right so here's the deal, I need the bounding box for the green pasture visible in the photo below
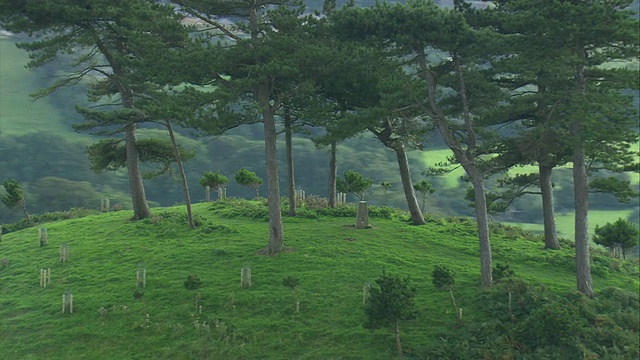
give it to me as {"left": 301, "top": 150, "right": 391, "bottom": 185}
{"left": 0, "top": 200, "right": 637, "bottom": 359}
{"left": 507, "top": 208, "right": 638, "bottom": 240}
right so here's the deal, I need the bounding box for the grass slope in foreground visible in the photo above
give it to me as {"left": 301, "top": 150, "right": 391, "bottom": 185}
{"left": 0, "top": 200, "right": 638, "bottom": 359}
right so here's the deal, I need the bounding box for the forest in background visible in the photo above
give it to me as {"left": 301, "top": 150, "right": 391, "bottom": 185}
{"left": 0, "top": 0, "right": 638, "bottom": 232}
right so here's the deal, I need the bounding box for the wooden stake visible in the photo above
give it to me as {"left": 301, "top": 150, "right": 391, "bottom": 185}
{"left": 363, "top": 282, "right": 371, "bottom": 305}
{"left": 38, "top": 228, "right": 48, "bottom": 247}
{"left": 136, "top": 268, "right": 146, "bottom": 288}
{"left": 60, "top": 244, "right": 69, "bottom": 263}
{"left": 241, "top": 265, "right": 251, "bottom": 288}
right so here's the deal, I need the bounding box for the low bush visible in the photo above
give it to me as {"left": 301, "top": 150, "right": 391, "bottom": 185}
{"left": 2, "top": 208, "right": 95, "bottom": 233}
{"left": 425, "top": 278, "right": 640, "bottom": 359}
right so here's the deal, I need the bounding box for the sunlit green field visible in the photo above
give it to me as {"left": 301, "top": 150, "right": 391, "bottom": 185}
{"left": 0, "top": 201, "right": 637, "bottom": 359}
{"left": 507, "top": 209, "right": 638, "bottom": 239}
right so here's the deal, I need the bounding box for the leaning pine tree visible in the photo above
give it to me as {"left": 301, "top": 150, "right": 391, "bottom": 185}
{"left": 0, "top": 0, "right": 189, "bottom": 220}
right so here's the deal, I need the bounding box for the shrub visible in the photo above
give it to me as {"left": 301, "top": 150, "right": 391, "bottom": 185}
{"left": 365, "top": 269, "right": 416, "bottom": 358}
{"left": 282, "top": 276, "right": 299, "bottom": 290}
{"left": 492, "top": 263, "right": 515, "bottom": 283}
{"left": 184, "top": 273, "right": 202, "bottom": 290}
{"left": 303, "top": 195, "right": 328, "bottom": 210}
{"left": 432, "top": 265, "right": 455, "bottom": 290}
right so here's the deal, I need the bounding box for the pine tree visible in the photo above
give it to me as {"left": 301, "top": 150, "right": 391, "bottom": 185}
{"left": 489, "top": 0, "right": 639, "bottom": 297}
{"left": 0, "top": 0, "right": 189, "bottom": 220}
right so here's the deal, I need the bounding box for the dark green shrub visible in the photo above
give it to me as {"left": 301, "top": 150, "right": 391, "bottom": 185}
{"left": 133, "top": 288, "right": 144, "bottom": 300}
{"left": 282, "top": 276, "right": 299, "bottom": 290}
{"left": 303, "top": 195, "right": 328, "bottom": 209}
{"left": 365, "top": 269, "right": 416, "bottom": 358}
{"left": 492, "top": 263, "right": 515, "bottom": 283}
{"left": 432, "top": 265, "right": 455, "bottom": 290}
{"left": 184, "top": 273, "right": 202, "bottom": 290}
{"left": 518, "top": 301, "right": 584, "bottom": 349}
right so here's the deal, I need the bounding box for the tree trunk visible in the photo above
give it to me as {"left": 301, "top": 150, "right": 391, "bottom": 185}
{"left": 394, "top": 144, "right": 425, "bottom": 225}
{"left": 572, "top": 137, "right": 595, "bottom": 298}
{"left": 328, "top": 141, "right": 337, "bottom": 208}
{"left": 259, "top": 101, "right": 284, "bottom": 255}
{"left": 21, "top": 202, "right": 32, "bottom": 224}
{"left": 572, "top": 55, "right": 594, "bottom": 298}
{"left": 284, "top": 110, "right": 296, "bottom": 216}
{"left": 96, "top": 38, "right": 149, "bottom": 221}
{"left": 166, "top": 119, "right": 195, "bottom": 229}
{"left": 124, "top": 124, "right": 150, "bottom": 220}
{"left": 539, "top": 164, "right": 560, "bottom": 249}
{"left": 394, "top": 319, "right": 403, "bottom": 359}
{"left": 420, "top": 49, "right": 492, "bottom": 288}
{"left": 469, "top": 175, "right": 493, "bottom": 288}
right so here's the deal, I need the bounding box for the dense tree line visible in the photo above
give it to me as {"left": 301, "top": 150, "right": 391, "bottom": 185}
{"left": 1, "top": 0, "right": 638, "bottom": 295}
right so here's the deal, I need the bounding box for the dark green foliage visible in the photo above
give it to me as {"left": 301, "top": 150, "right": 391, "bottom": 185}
{"left": 1, "top": 178, "right": 31, "bottom": 223}
{"left": 183, "top": 273, "right": 202, "bottom": 291}
{"left": 589, "top": 176, "right": 639, "bottom": 203}
{"left": 380, "top": 181, "right": 391, "bottom": 197}
{"left": 364, "top": 269, "right": 416, "bottom": 330}
{"left": 282, "top": 276, "right": 299, "bottom": 290}
{"left": 1, "top": 208, "right": 93, "bottom": 234}
{"left": 593, "top": 218, "right": 639, "bottom": 258}
{"left": 336, "top": 170, "right": 373, "bottom": 201}
{"left": 413, "top": 180, "right": 435, "bottom": 211}
{"left": 133, "top": 288, "right": 144, "bottom": 300}
{"left": 302, "top": 195, "right": 328, "bottom": 210}
{"left": 209, "top": 198, "right": 270, "bottom": 221}
{"left": 432, "top": 264, "right": 455, "bottom": 290}
{"left": 86, "top": 138, "right": 195, "bottom": 179}
{"left": 492, "top": 263, "right": 515, "bottom": 283}
{"left": 148, "top": 211, "right": 213, "bottom": 231}
{"left": 234, "top": 168, "right": 262, "bottom": 197}
{"left": 200, "top": 171, "right": 228, "bottom": 190}
{"left": 520, "top": 301, "right": 584, "bottom": 348}
{"left": 1, "top": 179, "right": 24, "bottom": 210}
{"left": 428, "top": 278, "right": 639, "bottom": 358}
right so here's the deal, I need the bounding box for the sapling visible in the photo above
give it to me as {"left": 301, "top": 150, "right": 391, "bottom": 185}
{"left": 133, "top": 288, "right": 146, "bottom": 310}
{"left": 184, "top": 273, "right": 202, "bottom": 290}
{"left": 282, "top": 276, "right": 300, "bottom": 312}
{"left": 365, "top": 269, "right": 416, "bottom": 359}
{"left": 432, "top": 265, "right": 461, "bottom": 324}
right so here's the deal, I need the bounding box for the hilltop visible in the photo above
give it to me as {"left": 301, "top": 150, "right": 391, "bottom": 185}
{"left": 0, "top": 200, "right": 637, "bottom": 359}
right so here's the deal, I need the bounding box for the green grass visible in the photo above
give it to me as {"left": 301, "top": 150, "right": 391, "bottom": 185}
{"left": 0, "top": 201, "right": 637, "bottom": 359}
{"left": 507, "top": 209, "right": 638, "bottom": 239}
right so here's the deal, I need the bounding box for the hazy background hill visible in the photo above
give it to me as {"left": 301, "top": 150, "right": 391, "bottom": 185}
{"left": 0, "top": 1, "right": 638, "bottom": 235}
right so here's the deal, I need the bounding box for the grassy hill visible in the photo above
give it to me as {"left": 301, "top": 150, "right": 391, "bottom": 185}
{"left": 0, "top": 200, "right": 638, "bottom": 359}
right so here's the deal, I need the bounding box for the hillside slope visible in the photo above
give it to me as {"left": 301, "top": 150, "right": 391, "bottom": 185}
{"left": 0, "top": 201, "right": 637, "bottom": 359}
